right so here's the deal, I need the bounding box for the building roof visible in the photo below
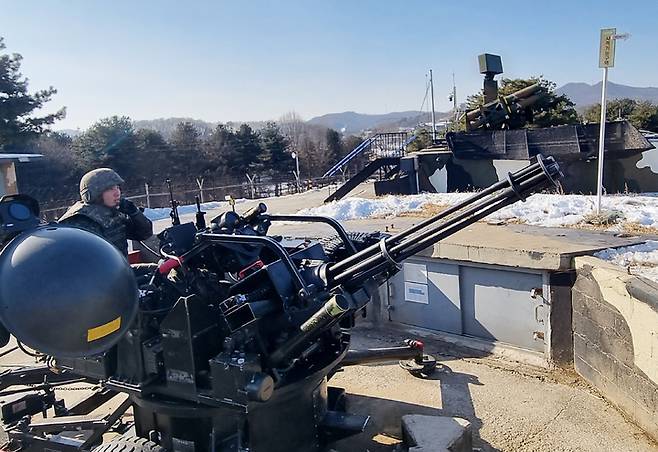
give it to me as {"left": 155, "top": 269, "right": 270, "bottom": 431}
{"left": 0, "top": 154, "right": 43, "bottom": 163}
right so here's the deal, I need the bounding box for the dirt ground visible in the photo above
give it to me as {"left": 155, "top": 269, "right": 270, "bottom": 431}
{"left": 327, "top": 325, "right": 658, "bottom": 452}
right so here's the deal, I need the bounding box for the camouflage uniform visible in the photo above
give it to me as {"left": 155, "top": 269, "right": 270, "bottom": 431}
{"left": 58, "top": 168, "right": 153, "bottom": 256}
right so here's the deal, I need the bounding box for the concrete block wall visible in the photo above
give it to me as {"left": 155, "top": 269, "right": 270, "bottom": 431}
{"left": 572, "top": 256, "right": 658, "bottom": 441}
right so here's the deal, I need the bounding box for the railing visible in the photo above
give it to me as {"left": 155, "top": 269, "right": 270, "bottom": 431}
{"left": 322, "top": 132, "right": 416, "bottom": 178}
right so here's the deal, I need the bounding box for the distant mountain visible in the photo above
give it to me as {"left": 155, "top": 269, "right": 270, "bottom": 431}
{"left": 58, "top": 111, "right": 449, "bottom": 138}
{"left": 308, "top": 110, "right": 446, "bottom": 134}
{"left": 556, "top": 81, "right": 658, "bottom": 108}
{"left": 134, "top": 118, "right": 217, "bottom": 139}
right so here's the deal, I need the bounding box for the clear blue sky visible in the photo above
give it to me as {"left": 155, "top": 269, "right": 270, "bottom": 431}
{"left": 1, "top": 0, "right": 657, "bottom": 130}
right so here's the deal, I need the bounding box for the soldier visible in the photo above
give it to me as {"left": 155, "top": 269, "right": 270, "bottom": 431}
{"left": 58, "top": 168, "right": 153, "bottom": 256}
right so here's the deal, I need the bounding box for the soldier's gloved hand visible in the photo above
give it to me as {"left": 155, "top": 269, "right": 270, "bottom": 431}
{"left": 118, "top": 198, "right": 140, "bottom": 216}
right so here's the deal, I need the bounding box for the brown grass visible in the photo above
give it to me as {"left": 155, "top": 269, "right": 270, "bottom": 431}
{"left": 398, "top": 203, "right": 449, "bottom": 217}
{"left": 621, "top": 222, "right": 658, "bottom": 236}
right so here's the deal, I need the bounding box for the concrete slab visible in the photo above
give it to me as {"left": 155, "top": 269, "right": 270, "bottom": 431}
{"left": 402, "top": 415, "right": 472, "bottom": 452}
{"left": 266, "top": 218, "right": 647, "bottom": 271}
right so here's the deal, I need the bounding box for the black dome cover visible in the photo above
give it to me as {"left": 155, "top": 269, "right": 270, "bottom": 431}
{"left": 0, "top": 226, "right": 138, "bottom": 357}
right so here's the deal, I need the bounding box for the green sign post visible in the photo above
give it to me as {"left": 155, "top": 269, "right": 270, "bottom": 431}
{"left": 596, "top": 28, "right": 628, "bottom": 213}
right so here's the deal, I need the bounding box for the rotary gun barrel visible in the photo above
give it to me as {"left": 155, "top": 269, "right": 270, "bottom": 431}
{"left": 268, "top": 155, "right": 561, "bottom": 367}
{"left": 326, "top": 155, "right": 561, "bottom": 289}
{"left": 462, "top": 83, "right": 547, "bottom": 131}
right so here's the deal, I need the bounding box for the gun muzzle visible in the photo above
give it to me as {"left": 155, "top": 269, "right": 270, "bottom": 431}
{"left": 269, "top": 294, "right": 351, "bottom": 366}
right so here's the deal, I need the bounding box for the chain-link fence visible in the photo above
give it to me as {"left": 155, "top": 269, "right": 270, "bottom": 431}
{"left": 38, "top": 174, "right": 347, "bottom": 222}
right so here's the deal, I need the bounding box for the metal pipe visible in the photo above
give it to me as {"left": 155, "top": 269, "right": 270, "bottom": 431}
{"left": 464, "top": 83, "right": 542, "bottom": 121}
{"left": 394, "top": 171, "right": 553, "bottom": 257}
{"left": 331, "top": 168, "right": 549, "bottom": 282}
{"left": 333, "top": 193, "right": 516, "bottom": 286}
{"left": 341, "top": 346, "right": 421, "bottom": 367}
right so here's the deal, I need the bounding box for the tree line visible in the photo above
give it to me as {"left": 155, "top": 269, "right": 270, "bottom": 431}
{"left": 21, "top": 115, "right": 361, "bottom": 204}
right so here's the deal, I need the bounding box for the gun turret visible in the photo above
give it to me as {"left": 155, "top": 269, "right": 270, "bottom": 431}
{"left": 0, "top": 156, "right": 563, "bottom": 452}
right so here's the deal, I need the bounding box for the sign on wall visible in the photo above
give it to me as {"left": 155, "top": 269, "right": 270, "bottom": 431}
{"left": 403, "top": 263, "right": 429, "bottom": 304}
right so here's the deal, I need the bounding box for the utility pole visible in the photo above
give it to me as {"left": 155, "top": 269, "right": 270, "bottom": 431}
{"left": 429, "top": 69, "right": 437, "bottom": 142}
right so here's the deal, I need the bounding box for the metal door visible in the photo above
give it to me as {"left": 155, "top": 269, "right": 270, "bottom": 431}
{"left": 459, "top": 266, "right": 545, "bottom": 351}
{"left": 388, "top": 260, "right": 462, "bottom": 334}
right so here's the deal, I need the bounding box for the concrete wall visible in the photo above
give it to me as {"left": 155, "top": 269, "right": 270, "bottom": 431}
{"left": 572, "top": 256, "right": 658, "bottom": 441}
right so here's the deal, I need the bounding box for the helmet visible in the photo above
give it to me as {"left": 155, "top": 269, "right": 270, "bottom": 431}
{"left": 80, "top": 168, "right": 125, "bottom": 204}
{"left": 0, "top": 226, "right": 138, "bottom": 357}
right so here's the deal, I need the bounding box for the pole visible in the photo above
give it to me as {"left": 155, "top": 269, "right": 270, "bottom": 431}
{"left": 292, "top": 151, "right": 301, "bottom": 192}
{"left": 429, "top": 69, "right": 437, "bottom": 142}
{"left": 596, "top": 66, "right": 609, "bottom": 214}
{"left": 196, "top": 177, "right": 205, "bottom": 204}
{"left": 295, "top": 153, "right": 301, "bottom": 192}
{"left": 144, "top": 183, "right": 151, "bottom": 209}
{"left": 452, "top": 72, "right": 458, "bottom": 126}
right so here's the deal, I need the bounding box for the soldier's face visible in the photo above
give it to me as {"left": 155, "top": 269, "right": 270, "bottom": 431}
{"left": 101, "top": 185, "right": 121, "bottom": 208}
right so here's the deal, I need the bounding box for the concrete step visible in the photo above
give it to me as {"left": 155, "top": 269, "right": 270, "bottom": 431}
{"left": 402, "top": 415, "right": 472, "bottom": 452}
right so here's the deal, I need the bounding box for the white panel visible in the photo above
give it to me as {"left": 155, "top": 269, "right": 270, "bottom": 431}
{"left": 428, "top": 271, "right": 460, "bottom": 311}
{"left": 636, "top": 148, "right": 658, "bottom": 172}
{"left": 492, "top": 160, "right": 530, "bottom": 181}
{"left": 404, "top": 262, "right": 427, "bottom": 284}
{"left": 428, "top": 167, "right": 448, "bottom": 193}
{"left": 0, "top": 166, "right": 5, "bottom": 196}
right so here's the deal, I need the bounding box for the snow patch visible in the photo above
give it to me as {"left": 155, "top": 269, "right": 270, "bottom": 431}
{"left": 595, "top": 241, "right": 658, "bottom": 284}
{"left": 299, "top": 193, "right": 658, "bottom": 229}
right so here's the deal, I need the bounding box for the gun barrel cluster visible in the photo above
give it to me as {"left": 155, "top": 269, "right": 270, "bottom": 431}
{"left": 327, "top": 155, "right": 561, "bottom": 288}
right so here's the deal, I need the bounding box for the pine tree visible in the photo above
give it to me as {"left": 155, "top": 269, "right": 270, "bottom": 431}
{"left": 259, "top": 122, "right": 292, "bottom": 177}
{"left": 170, "top": 121, "right": 203, "bottom": 177}
{"left": 234, "top": 124, "right": 263, "bottom": 176}
{"left": 72, "top": 116, "right": 135, "bottom": 173}
{"left": 0, "top": 37, "right": 65, "bottom": 150}
{"left": 325, "top": 128, "right": 343, "bottom": 164}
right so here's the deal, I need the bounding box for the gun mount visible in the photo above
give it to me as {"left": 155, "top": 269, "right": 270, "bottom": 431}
{"left": 0, "top": 156, "right": 562, "bottom": 452}
{"left": 458, "top": 53, "right": 549, "bottom": 131}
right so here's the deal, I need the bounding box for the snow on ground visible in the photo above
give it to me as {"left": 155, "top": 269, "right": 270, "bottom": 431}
{"left": 297, "top": 192, "right": 658, "bottom": 229}
{"left": 142, "top": 190, "right": 313, "bottom": 221}
{"left": 144, "top": 201, "right": 229, "bottom": 221}
{"left": 595, "top": 241, "right": 658, "bottom": 283}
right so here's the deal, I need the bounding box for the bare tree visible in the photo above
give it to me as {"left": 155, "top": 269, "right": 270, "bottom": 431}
{"left": 278, "top": 111, "right": 306, "bottom": 154}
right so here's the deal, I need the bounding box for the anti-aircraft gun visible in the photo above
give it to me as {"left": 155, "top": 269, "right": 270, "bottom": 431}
{"left": 0, "top": 156, "right": 562, "bottom": 452}
{"left": 459, "top": 53, "right": 549, "bottom": 132}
